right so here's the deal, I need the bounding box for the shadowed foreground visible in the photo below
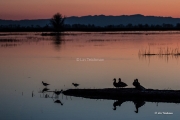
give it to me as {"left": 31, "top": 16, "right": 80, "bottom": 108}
{"left": 63, "top": 88, "right": 180, "bottom": 103}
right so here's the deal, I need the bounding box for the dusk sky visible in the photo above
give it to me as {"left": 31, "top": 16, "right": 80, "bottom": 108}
{"left": 1, "top": 0, "right": 180, "bottom": 20}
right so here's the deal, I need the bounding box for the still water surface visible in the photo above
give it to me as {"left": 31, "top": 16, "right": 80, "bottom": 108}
{"left": 0, "top": 32, "right": 180, "bottom": 120}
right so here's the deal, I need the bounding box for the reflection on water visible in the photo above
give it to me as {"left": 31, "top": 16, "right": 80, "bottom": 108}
{"left": 133, "top": 100, "right": 146, "bottom": 113}
{"left": 1, "top": 31, "right": 180, "bottom": 119}
{"left": 38, "top": 78, "right": 180, "bottom": 116}
{"left": 52, "top": 34, "right": 64, "bottom": 50}
{"left": 138, "top": 45, "right": 180, "bottom": 63}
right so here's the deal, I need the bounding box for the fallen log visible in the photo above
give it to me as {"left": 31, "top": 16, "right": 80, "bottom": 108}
{"left": 63, "top": 88, "right": 180, "bottom": 103}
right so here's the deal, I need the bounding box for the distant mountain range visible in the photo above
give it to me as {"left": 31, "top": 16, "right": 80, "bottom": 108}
{"left": 1, "top": 14, "right": 180, "bottom": 27}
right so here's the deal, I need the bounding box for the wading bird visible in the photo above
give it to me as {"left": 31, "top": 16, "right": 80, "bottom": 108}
{"left": 42, "top": 81, "right": 50, "bottom": 87}
{"left": 54, "top": 89, "right": 63, "bottom": 95}
{"left": 72, "top": 83, "right": 79, "bottom": 88}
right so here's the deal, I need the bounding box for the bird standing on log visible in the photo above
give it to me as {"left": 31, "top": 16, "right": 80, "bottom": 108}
{"left": 133, "top": 79, "right": 145, "bottom": 90}
{"left": 113, "top": 78, "right": 127, "bottom": 88}
{"left": 72, "top": 83, "right": 79, "bottom": 88}
{"left": 118, "top": 78, "right": 127, "bottom": 88}
{"left": 113, "top": 78, "right": 119, "bottom": 88}
{"left": 42, "top": 81, "right": 50, "bottom": 87}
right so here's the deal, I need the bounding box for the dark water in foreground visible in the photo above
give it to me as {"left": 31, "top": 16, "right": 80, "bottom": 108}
{"left": 0, "top": 32, "right": 180, "bottom": 120}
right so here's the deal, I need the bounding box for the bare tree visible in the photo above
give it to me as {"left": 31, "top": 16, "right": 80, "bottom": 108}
{"left": 50, "top": 13, "right": 65, "bottom": 33}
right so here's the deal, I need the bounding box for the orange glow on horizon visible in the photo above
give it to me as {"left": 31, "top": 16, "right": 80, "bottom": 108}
{"left": 1, "top": 0, "right": 180, "bottom": 20}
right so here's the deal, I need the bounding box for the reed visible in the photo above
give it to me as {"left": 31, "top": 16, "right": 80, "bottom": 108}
{"left": 139, "top": 47, "right": 180, "bottom": 56}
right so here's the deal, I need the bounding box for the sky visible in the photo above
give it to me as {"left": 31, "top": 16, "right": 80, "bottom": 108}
{"left": 1, "top": 0, "right": 180, "bottom": 20}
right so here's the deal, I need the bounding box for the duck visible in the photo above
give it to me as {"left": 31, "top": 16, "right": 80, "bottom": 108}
{"left": 133, "top": 79, "right": 140, "bottom": 87}
{"left": 42, "top": 81, "right": 50, "bottom": 87}
{"left": 113, "top": 78, "right": 119, "bottom": 88}
{"left": 72, "top": 83, "right": 79, "bottom": 88}
{"left": 118, "top": 78, "right": 127, "bottom": 88}
{"left": 133, "top": 79, "right": 145, "bottom": 90}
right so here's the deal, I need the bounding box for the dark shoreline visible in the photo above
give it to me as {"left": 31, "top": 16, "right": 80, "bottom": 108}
{"left": 1, "top": 27, "right": 180, "bottom": 32}
{"left": 1, "top": 29, "right": 180, "bottom": 32}
{"left": 63, "top": 88, "right": 180, "bottom": 103}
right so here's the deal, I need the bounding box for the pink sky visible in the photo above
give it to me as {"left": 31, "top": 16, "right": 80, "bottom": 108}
{"left": 1, "top": 0, "right": 180, "bottom": 20}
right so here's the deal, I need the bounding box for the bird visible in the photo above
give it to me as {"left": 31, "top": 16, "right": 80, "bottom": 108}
{"left": 53, "top": 89, "right": 63, "bottom": 98}
{"left": 42, "top": 81, "right": 50, "bottom": 87}
{"left": 133, "top": 79, "right": 140, "bottom": 87}
{"left": 113, "top": 78, "right": 119, "bottom": 88}
{"left": 72, "top": 83, "right": 79, "bottom": 88}
{"left": 133, "top": 79, "right": 145, "bottom": 90}
{"left": 54, "top": 89, "right": 63, "bottom": 96}
{"left": 118, "top": 78, "right": 127, "bottom": 88}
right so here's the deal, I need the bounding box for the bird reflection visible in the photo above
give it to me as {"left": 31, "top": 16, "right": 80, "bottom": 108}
{"left": 133, "top": 100, "right": 145, "bottom": 113}
{"left": 32, "top": 91, "right": 34, "bottom": 97}
{"left": 42, "top": 88, "right": 49, "bottom": 93}
{"left": 113, "top": 99, "right": 125, "bottom": 110}
{"left": 112, "top": 100, "right": 145, "bottom": 112}
{"left": 45, "top": 94, "right": 49, "bottom": 98}
{"left": 53, "top": 89, "right": 63, "bottom": 98}
{"left": 52, "top": 98, "right": 63, "bottom": 105}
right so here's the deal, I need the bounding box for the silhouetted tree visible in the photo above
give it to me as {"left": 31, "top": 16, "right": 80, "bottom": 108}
{"left": 50, "top": 13, "right": 65, "bottom": 33}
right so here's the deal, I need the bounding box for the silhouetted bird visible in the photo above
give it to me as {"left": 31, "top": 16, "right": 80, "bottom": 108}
{"left": 54, "top": 89, "right": 63, "bottom": 96}
{"left": 72, "top": 83, "right": 79, "bottom": 88}
{"left": 113, "top": 78, "right": 119, "bottom": 88}
{"left": 42, "top": 81, "right": 50, "bottom": 87}
{"left": 133, "top": 79, "right": 140, "bottom": 87}
{"left": 133, "top": 79, "right": 145, "bottom": 91}
{"left": 118, "top": 78, "right": 127, "bottom": 88}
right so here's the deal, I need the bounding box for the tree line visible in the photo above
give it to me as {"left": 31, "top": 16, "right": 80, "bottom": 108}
{"left": 1, "top": 13, "right": 180, "bottom": 32}
{"left": 1, "top": 23, "right": 180, "bottom": 32}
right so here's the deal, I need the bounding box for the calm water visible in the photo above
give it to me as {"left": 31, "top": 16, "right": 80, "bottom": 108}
{"left": 0, "top": 31, "right": 180, "bottom": 120}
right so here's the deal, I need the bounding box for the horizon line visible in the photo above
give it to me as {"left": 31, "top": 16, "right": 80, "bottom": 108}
{"left": 1, "top": 14, "right": 179, "bottom": 21}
